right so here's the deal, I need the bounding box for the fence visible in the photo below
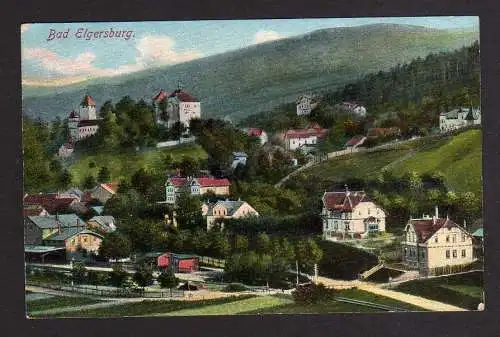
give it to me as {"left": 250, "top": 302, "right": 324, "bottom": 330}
{"left": 156, "top": 136, "right": 196, "bottom": 148}
{"left": 198, "top": 256, "right": 225, "bottom": 268}
{"left": 27, "top": 281, "right": 185, "bottom": 299}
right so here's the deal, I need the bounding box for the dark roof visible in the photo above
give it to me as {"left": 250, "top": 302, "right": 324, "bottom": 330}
{"left": 24, "top": 194, "right": 77, "bottom": 214}
{"left": 45, "top": 228, "right": 102, "bottom": 241}
{"left": 409, "top": 218, "right": 468, "bottom": 243}
{"left": 27, "top": 214, "right": 86, "bottom": 229}
{"left": 78, "top": 120, "right": 100, "bottom": 127}
{"left": 206, "top": 200, "right": 247, "bottom": 216}
{"left": 323, "top": 191, "right": 370, "bottom": 212}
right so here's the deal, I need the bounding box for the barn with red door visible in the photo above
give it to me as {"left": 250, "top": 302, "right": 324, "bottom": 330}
{"left": 157, "top": 253, "right": 199, "bottom": 273}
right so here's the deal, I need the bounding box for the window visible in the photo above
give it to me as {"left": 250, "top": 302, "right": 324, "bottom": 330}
{"left": 368, "top": 209, "right": 371, "bottom": 215}
{"left": 446, "top": 250, "right": 450, "bottom": 259}
{"left": 462, "top": 234, "right": 466, "bottom": 242}
{"left": 434, "top": 236, "right": 438, "bottom": 243}
{"left": 452, "top": 235, "right": 456, "bottom": 243}
{"left": 452, "top": 250, "right": 457, "bottom": 258}
{"left": 446, "top": 236, "right": 450, "bottom": 243}
{"left": 462, "top": 250, "right": 466, "bottom": 258}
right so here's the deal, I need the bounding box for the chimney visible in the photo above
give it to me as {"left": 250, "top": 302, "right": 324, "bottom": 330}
{"left": 345, "top": 184, "right": 349, "bottom": 195}
{"left": 435, "top": 206, "right": 439, "bottom": 219}
{"left": 463, "top": 219, "right": 467, "bottom": 229}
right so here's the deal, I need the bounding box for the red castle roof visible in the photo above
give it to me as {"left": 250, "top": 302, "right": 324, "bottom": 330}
{"left": 154, "top": 89, "right": 169, "bottom": 103}
{"left": 81, "top": 95, "right": 96, "bottom": 107}
{"left": 169, "top": 89, "right": 197, "bottom": 102}
{"left": 323, "top": 191, "right": 369, "bottom": 212}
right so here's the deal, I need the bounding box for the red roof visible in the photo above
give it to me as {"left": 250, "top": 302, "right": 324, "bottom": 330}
{"left": 247, "top": 128, "right": 264, "bottom": 137}
{"left": 323, "top": 191, "right": 369, "bottom": 212}
{"left": 410, "top": 218, "right": 456, "bottom": 243}
{"left": 168, "top": 177, "right": 187, "bottom": 187}
{"left": 283, "top": 124, "right": 328, "bottom": 140}
{"left": 168, "top": 177, "right": 230, "bottom": 188}
{"left": 345, "top": 135, "right": 365, "bottom": 147}
{"left": 24, "top": 194, "right": 76, "bottom": 214}
{"left": 100, "top": 182, "right": 119, "bottom": 194}
{"left": 169, "top": 89, "right": 197, "bottom": 102}
{"left": 197, "top": 177, "right": 230, "bottom": 187}
{"left": 154, "top": 89, "right": 169, "bottom": 103}
{"left": 81, "top": 95, "right": 96, "bottom": 106}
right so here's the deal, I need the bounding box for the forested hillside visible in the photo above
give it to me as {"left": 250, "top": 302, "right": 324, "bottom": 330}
{"left": 22, "top": 24, "right": 477, "bottom": 122}
{"left": 241, "top": 41, "right": 480, "bottom": 135}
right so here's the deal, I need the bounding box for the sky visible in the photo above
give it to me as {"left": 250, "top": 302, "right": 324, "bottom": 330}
{"left": 21, "top": 16, "right": 479, "bottom": 86}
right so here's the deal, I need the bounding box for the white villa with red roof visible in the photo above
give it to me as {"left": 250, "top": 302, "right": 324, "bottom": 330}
{"left": 153, "top": 86, "right": 201, "bottom": 128}
{"left": 165, "top": 176, "right": 230, "bottom": 204}
{"left": 402, "top": 207, "right": 475, "bottom": 275}
{"left": 68, "top": 94, "right": 100, "bottom": 142}
{"left": 246, "top": 128, "right": 268, "bottom": 145}
{"left": 281, "top": 123, "right": 327, "bottom": 151}
{"left": 321, "top": 187, "right": 386, "bottom": 240}
{"left": 337, "top": 102, "right": 367, "bottom": 118}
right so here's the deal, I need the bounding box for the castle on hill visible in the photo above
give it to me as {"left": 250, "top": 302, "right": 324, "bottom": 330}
{"left": 153, "top": 85, "right": 201, "bottom": 129}
{"left": 68, "top": 94, "right": 100, "bottom": 142}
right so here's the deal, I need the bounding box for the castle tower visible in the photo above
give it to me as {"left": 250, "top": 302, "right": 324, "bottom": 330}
{"left": 68, "top": 110, "right": 80, "bottom": 141}
{"left": 79, "top": 94, "right": 97, "bottom": 120}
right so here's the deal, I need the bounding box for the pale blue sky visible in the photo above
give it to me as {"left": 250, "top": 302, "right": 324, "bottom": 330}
{"left": 21, "top": 17, "right": 479, "bottom": 85}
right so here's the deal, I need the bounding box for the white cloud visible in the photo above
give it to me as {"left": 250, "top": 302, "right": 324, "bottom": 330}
{"left": 22, "top": 34, "right": 203, "bottom": 85}
{"left": 21, "top": 24, "right": 31, "bottom": 34}
{"left": 253, "top": 30, "right": 284, "bottom": 44}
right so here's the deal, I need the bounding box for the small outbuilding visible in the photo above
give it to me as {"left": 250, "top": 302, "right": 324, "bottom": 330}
{"left": 157, "top": 253, "right": 199, "bottom": 273}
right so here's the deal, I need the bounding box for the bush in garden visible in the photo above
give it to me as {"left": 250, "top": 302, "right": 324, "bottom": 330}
{"left": 292, "top": 282, "right": 337, "bottom": 304}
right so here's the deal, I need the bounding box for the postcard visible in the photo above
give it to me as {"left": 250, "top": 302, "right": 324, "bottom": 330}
{"left": 22, "top": 17, "right": 483, "bottom": 318}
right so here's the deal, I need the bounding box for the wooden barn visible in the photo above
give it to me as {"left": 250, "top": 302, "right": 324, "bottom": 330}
{"left": 157, "top": 253, "right": 199, "bottom": 273}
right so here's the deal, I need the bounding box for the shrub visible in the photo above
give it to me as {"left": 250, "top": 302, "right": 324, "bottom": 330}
{"left": 292, "top": 282, "right": 337, "bottom": 304}
{"left": 223, "top": 283, "right": 248, "bottom": 292}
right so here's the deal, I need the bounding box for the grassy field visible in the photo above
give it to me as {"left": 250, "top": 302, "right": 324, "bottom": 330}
{"left": 26, "top": 295, "right": 101, "bottom": 314}
{"left": 42, "top": 295, "right": 254, "bottom": 318}
{"left": 395, "top": 271, "right": 483, "bottom": 310}
{"left": 306, "top": 148, "right": 409, "bottom": 182}
{"left": 389, "top": 129, "right": 482, "bottom": 196}
{"left": 301, "top": 129, "right": 481, "bottom": 197}
{"left": 243, "top": 288, "right": 426, "bottom": 314}
{"left": 159, "top": 296, "right": 293, "bottom": 316}
{"left": 68, "top": 144, "right": 208, "bottom": 185}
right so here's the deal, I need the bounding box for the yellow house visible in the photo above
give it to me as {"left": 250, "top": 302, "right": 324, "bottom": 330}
{"left": 202, "top": 200, "right": 259, "bottom": 230}
{"left": 402, "top": 207, "right": 475, "bottom": 275}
